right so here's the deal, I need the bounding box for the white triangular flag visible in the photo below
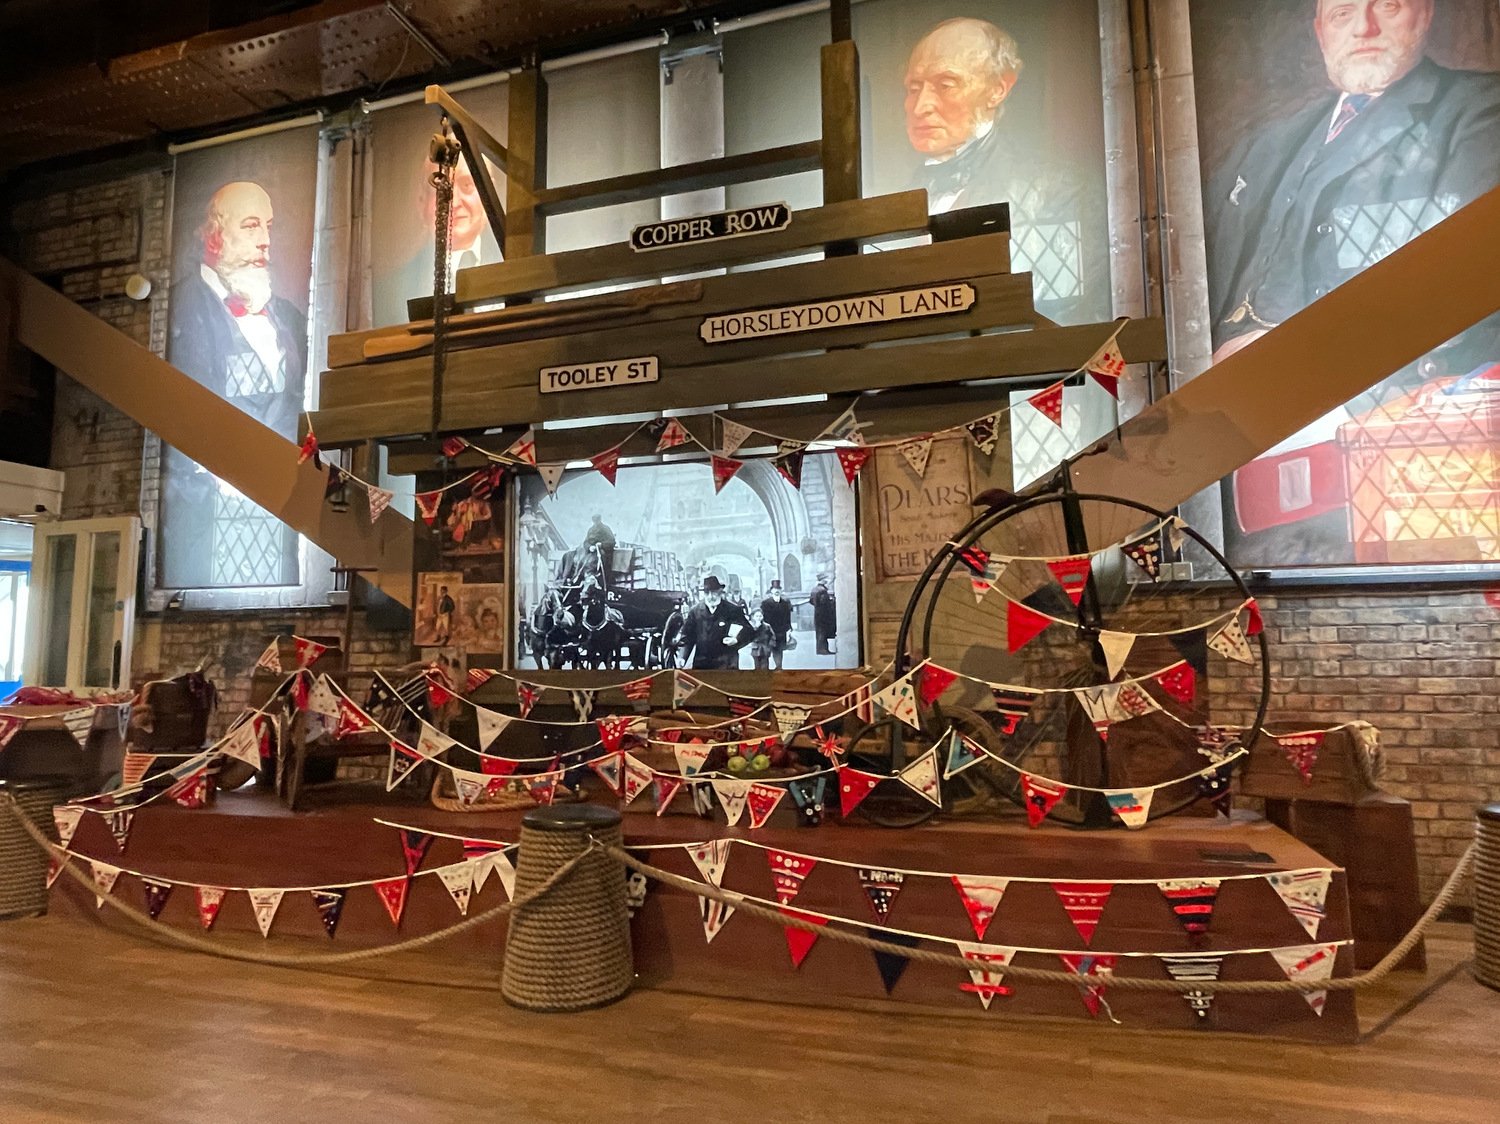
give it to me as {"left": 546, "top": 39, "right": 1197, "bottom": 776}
{"left": 506, "top": 429, "right": 539, "bottom": 466}
{"left": 687, "top": 839, "right": 733, "bottom": 887}
{"left": 248, "top": 889, "right": 285, "bottom": 938}
{"left": 61, "top": 707, "right": 95, "bottom": 748}
{"left": 1104, "top": 788, "right": 1154, "bottom": 829}
{"left": 720, "top": 418, "right": 754, "bottom": 458}
{"left": 1098, "top": 631, "right": 1135, "bottom": 679}
{"left": 772, "top": 704, "right": 811, "bottom": 741}
{"left": 90, "top": 860, "right": 120, "bottom": 908}
{"left": 672, "top": 670, "right": 701, "bottom": 707}
{"left": 490, "top": 849, "right": 517, "bottom": 899}
{"left": 306, "top": 675, "right": 341, "bottom": 717}
{"left": 254, "top": 641, "right": 283, "bottom": 674}
{"left": 415, "top": 722, "right": 457, "bottom": 759}
{"left": 956, "top": 942, "right": 1017, "bottom": 1010}
{"left": 475, "top": 708, "right": 511, "bottom": 751}
{"left": 872, "top": 674, "right": 920, "bottom": 730}
{"left": 1270, "top": 943, "right": 1339, "bottom": 1017}
{"left": 452, "top": 770, "right": 485, "bottom": 806}
{"left": 116, "top": 702, "right": 132, "bottom": 741}
{"left": 1267, "top": 870, "right": 1333, "bottom": 939}
{"left": 711, "top": 779, "right": 751, "bottom": 826}
{"left": 538, "top": 463, "right": 566, "bottom": 497}
{"left": 1209, "top": 618, "right": 1255, "bottom": 664}
{"left": 897, "top": 438, "right": 933, "bottom": 478}
{"left": 970, "top": 559, "right": 1005, "bottom": 603}
{"left": 897, "top": 748, "right": 941, "bottom": 807}
{"left": 621, "top": 753, "right": 655, "bottom": 805}
{"left": 1168, "top": 516, "right": 1187, "bottom": 554}
{"left": 438, "top": 863, "right": 474, "bottom": 916}
{"left": 700, "top": 893, "right": 739, "bottom": 943}
{"left": 673, "top": 744, "right": 711, "bottom": 777}
{"left": 366, "top": 484, "right": 394, "bottom": 522}
{"left": 53, "top": 806, "right": 85, "bottom": 849}
{"left": 222, "top": 719, "right": 263, "bottom": 769}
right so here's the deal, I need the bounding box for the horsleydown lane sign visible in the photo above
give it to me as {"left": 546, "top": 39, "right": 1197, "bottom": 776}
{"left": 630, "top": 202, "right": 791, "bottom": 252}
{"left": 699, "top": 283, "right": 976, "bottom": 343}
{"left": 540, "top": 355, "right": 660, "bottom": 394}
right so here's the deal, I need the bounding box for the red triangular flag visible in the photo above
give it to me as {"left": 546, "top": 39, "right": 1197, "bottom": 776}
{"left": 1059, "top": 953, "right": 1117, "bottom": 1018}
{"left": 1155, "top": 662, "right": 1197, "bottom": 707}
{"left": 1022, "top": 774, "right": 1067, "bottom": 827}
{"left": 1006, "top": 602, "right": 1053, "bottom": 652}
{"left": 292, "top": 671, "right": 310, "bottom": 712}
{"left": 1028, "top": 382, "right": 1064, "bottom": 427}
{"left": 415, "top": 490, "right": 443, "bottom": 526}
{"left": 1277, "top": 731, "right": 1325, "bottom": 782}
{"left": 836, "top": 446, "right": 872, "bottom": 485}
{"left": 1046, "top": 557, "right": 1092, "bottom": 605}
{"left": 591, "top": 447, "right": 621, "bottom": 485}
{"left": 1053, "top": 882, "right": 1112, "bottom": 945}
{"left": 1245, "top": 598, "right": 1264, "bottom": 636}
{"left": 297, "top": 430, "right": 319, "bottom": 465}
{"left": 373, "top": 877, "right": 409, "bottom": 927}
{"left": 951, "top": 875, "right": 1010, "bottom": 941}
{"left": 711, "top": 455, "right": 743, "bottom": 494}
{"left": 597, "top": 715, "right": 634, "bottom": 753}
{"left": 780, "top": 907, "right": 827, "bottom": 969}
{"left": 466, "top": 667, "right": 498, "bottom": 693}
{"left": 399, "top": 830, "right": 433, "bottom": 877}
{"left": 441, "top": 436, "right": 467, "bottom": 457}
{"left": 195, "top": 886, "right": 225, "bottom": 931}
{"left": 766, "top": 849, "right": 817, "bottom": 906}
{"left": 918, "top": 664, "right": 958, "bottom": 707}
{"left": 294, "top": 637, "right": 327, "bottom": 668}
{"left": 653, "top": 775, "right": 684, "bottom": 816}
{"left": 837, "top": 766, "right": 884, "bottom": 818}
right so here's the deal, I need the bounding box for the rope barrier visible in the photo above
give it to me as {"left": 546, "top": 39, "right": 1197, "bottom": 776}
{"left": 598, "top": 839, "right": 1475, "bottom": 995}
{"left": 1, "top": 795, "right": 585, "bottom": 969}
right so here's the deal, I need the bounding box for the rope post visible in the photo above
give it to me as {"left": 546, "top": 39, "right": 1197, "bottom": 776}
{"left": 0, "top": 777, "right": 72, "bottom": 920}
{"left": 501, "top": 804, "right": 633, "bottom": 1012}
{"left": 1474, "top": 805, "right": 1500, "bottom": 990}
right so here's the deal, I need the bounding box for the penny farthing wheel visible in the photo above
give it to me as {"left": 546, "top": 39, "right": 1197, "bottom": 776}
{"left": 852, "top": 481, "right": 1270, "bottom": 829}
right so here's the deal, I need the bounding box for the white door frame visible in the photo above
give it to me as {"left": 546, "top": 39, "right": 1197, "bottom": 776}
{"left": 22, "top": 515, "right": 140, "bottom": 689}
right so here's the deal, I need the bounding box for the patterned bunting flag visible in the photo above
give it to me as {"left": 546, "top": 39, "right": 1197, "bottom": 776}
{"left": 1245, "top": 598, "right": 1264, "bottom": 636}
{"left": 365, "top": 484, "right": 394, "bottom": 522}
{"left": 294, "top": 637, "right": 328, "bottom": 668}
{"left": 475, "top": 707, "right": 510, "bottom": 751}
{"left": 772, "top": 704, "right": 811, "bottom": 741}
{"left": 254, "top": 641, "right": 283, "bottom": 675}
{"left": 1060, "top": 953, "right": 1117, "bottom": 1018}
{"left": 1022, "top": 774, "right": 1067, "bottom": 827}
{"left": 1271, "top": 943, "right": 1339, "bottom": 1016}
{"left": 1158, "top": 879, "right": 1221, "bottom": 938}
{"left": 589, "top": 751, "right": 624, "bottom": 796}
{"left": 1084, "top": 335, "right": 1126, "bottom": 395}
{"left": 711, "top": 455, "right": 744, "bottom": 494}
{"left": 859, "top": 868, "right": 905, "bottom": 925}
{"left": 166, "top": 766, "right": 211, "bottom": 809}
{"left": 767, "top": 849, "right": 817, "bottom": 905}
{"left": 92, "top": 863, "right": 120, "bottom": 908}
{"left": 516, "top": 681, "right": 541, "bottom": 718}
{"left": 415, "top": 722, "right": 456, "bottom": 760}
{"left": 46, "top": 855, "right": 67, "bottom": 890}
{"left": 944, "top": 730, "right": 986, "bottom": 779}
{"left": 970, "top": 558, "right": 1005, "bottom": 603}
{"left": 1277, "top": 731, "right": 1324, "bottom": 782}
{"left": 105, "top": 809, "right": 135, "bottom": 851}
{"left": 700, "top": 895, "right": 738, "bottom": 943}
{"left": 311, "top": 888, "right": 347, "bottom": 938}
{"left": 868, "top": 928, "right": 921, "bottom": 995}
{"left": 815, "top": 726, "right": 843, "bottom": 763}
{"left": 1007, "top": 601, "right": 1053, "bottom": 652}
{"left": 897, "top": 438, "right": 933, "bottom": 478}
{"left": 1028, "top": 381, "right": 1065, "bottom": 427}
{"left": 1208, "top": 618, "right": 1255, "bottom": 664}
{"left": 897, "top": 749, "right": 941, "bottom": 807}
{"left": 991, "top": 687, "right": 1039, "bottom": 736}
{"left": 141, "top": 877, "right": 173, "bottom": 921}
{"left": 220, "top": 721, "right": 262, "bottom": 769}
{"left": 917, "top": 664, "right": 958, "bottom": 707}
{"left": 1096, "top": 631, "right": 1135, "bottom": 679}
{"left": 727, "top": 695, "right": 759, "bottom": 719}
{"left": 399, "top": 830, "right": 432, "bottom": 877}
{"left": 826, "top": 404, "right": 867, "bottom": 446}
{"left": 872, "top": 675, "right": 921, "bottom": 731}
{"left": 1197, "top": 761, "right": 1235, "bottom": 817}
{"left": 1121, "top": 533, "right": 1162, "bottom": 581}
{"left": 672, "top": 743, "right": 710, "bottom": 777}
{"left": 0, "top": 714, "right": 24, "bottom": 751}
{"left": 671, "top": 670, "right": 700, "bottom": 708}
{"left": 836, "top": 766, "right": 884, "bottom": 818}
{"left": 621, "top": 753, "right": 654, "bottom": 805}
{"left": 195, "top": 886, "right": 226, "bottom": 931}
{"left": 654, "top": 418, "right": 690, "bottom": 452}
{"left": 526, "top": 772, "right": 559, "bottom": 806}
{"left": 427, "top": 674, "right": 457, "bottom": 710}
{"left": 958, "top": 943, "right": 1017, "bottom": 1009}
{"left": 53, "top": 806, "right": 85, "bottom": 849}
{"left": 1104, "top": 789, "right": 1153, "bottom": 829}
{"left": 373, "top": 878, "right": 409, "bottom": 928}
{"left": 965, "top": 414, "right": 999, "bottom": 457}
{"left": 652, "top": 775, "right": 684, "bottom": 816}
{"left": 570, "top": 689, "right": 596, "bottom": 722}
{"left": 1075, "top": 684, "right": 1125, "bottom": 741}
{"left": 952, "top": 875, "right": 1010, "bottom": 941}
{"left": 1155, "top": 662, "right": 1198, "bottom": 707}
{"left": 297, "top": 429, "right": 320, "bottom": 465}
{"left": 480, "top": 756, "right": 518, "bottom": 779}
{"left": 248, "top": 888, "right": 285, "bottom": 938}
{"left": 291, "top": 671, "right": 310, "bottom": 712}
{"left": 506, "top": 429, "right": 538, "bottom": 466}
{"left": 438, "top": 864, "right": 474, "bottom": 916}
{"left": 472, "top": 463, "right": 504, "bottom": 500}
{"left": 590, "top": 447, "right": 621, "bottom": 485}
{"left": 386, "top": 740, "right": 424, "bottom": 791}
{"left": 711, "top": 779, "right": 751, "bottom": 826}
{"left": 773, "top": 449, "right": 804, "bottom": 489}
{"left": 781, "top": 907, "right": 827, "bottom": 969}
{"left": 955, "top": 543, "right": 991, "bottom": 577}
{"left": 465, "top": 667, "right": 498, "bottom": 694}
{"left": 789, "top": 776, "right": 827, "bottom": 826}
{"left": 335, "top": 698, "right": 376, "bottom": 740}
{"left": 687, "top": 839, "right": 732, "bottom": 887}
{"left": 451, "top": 770, "right": 485, "bottom": 806}
{"left": 1046, "top": 556, "right": 1093, "bottom": 605}
{"left": 537, "top": 463, "right": 566, "bottom": 497}
{"left": 621, "top": 675, "right": 654, "bottom": 712}
{"left": 1159, "top": 953, "right": 1226, "bottom": 1023}
{"left": 597, "top": 715, "right": 635, "bottom": 754}
{"left": 835, "top": 445, "right": 872, "bottom": 485}
{"left": 441, "top": 436, "right": 467, "bottom": 458}
{"left": 1267, "top": 870, "right": 1332, "bottom": 938}
{"left": 414, "top": 489, "right": 443, "bottom": 526}
{"left": 746, "top": 783, "right": 786, "bottom": 829}
{"left": 719, "top": 418, "right": 755, "bottom": 458}
{"left": 61, "top": 707, "right": 95, "bottom": 748}
{"left": 1054, "top": 883, "right": 1112, "bottom": 945}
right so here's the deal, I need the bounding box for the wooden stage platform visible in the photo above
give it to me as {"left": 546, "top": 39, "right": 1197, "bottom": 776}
{"left": 48, "top": 783, "right": 1359, "bottom": 1040}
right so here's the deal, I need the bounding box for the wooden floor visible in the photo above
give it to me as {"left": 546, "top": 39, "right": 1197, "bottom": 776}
{"left": 0, "top": 914, "right": 1495, "bottom": 1123}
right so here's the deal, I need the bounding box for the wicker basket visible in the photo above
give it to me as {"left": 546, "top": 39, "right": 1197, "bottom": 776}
{"left": 0, "top": 777, "right": 72, "bottom": 921}
{"left": 1474, "top": 805, "right": 1500, "bottom": 991}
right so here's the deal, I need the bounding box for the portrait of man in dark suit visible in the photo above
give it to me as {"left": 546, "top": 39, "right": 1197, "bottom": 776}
{"left": 1200, "top": 0, "right": 1500, "bottom": 564}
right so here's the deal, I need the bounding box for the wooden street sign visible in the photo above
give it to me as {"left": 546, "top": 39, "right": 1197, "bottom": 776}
{"left": 700, "top": 283, "right": 976, "bottom": 344}
{"left": 540, "top": 355, "right": 660, "bottom": 395}
{"left": 630, "top": 202, "right": 791, "bottom": 252}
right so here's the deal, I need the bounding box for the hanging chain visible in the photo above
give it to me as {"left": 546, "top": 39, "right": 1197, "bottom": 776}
{"left": 429, "top": 119, "right": 462, "bottom": 436}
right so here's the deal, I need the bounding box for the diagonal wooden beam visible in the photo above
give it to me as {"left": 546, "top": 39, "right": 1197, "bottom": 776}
{"left": 0, "top": 258, "right": 416, "bottom": 607}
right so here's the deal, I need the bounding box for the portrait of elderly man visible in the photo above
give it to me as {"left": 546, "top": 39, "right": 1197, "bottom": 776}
{"left": 1203, "top": 0, "right": 1500, "bottom": 562}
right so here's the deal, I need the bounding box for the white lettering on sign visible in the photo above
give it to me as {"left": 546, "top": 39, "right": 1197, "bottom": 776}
{"left": 699, "top": 283, "right": 977, "bottom": 344}
{"left": 539, "top": 356, "right": 660, "bottom": 395}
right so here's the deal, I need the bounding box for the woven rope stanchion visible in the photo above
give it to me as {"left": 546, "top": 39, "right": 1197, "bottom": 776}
{"left": 501, "top": 805, "right": 632, "bottom": 1012}
{"left": 0, "top": 777, "right": 72, "bottom": 921}
{"left": 1474, "top": 804, "right": 1500, "bottom": 991}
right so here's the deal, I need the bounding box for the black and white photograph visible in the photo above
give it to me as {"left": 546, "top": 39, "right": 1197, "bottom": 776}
{"left": 513, "top": 456, "right": 859, "bottom": 671}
